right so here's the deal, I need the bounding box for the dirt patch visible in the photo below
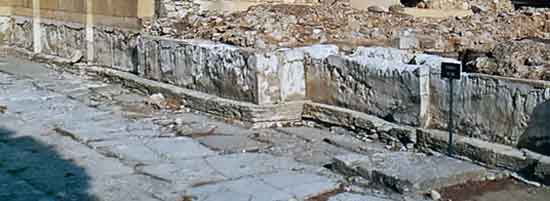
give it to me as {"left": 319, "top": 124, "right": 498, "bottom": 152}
{"left": 306, "top": 184, "right": 346, "bottom": 201}
{"left": 439, "top": 178, "right": 550, "bottom": 201}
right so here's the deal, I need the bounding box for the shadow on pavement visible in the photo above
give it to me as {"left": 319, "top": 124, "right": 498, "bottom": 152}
{"left": 0, "top": 127, "right": 98, "bottom": 201}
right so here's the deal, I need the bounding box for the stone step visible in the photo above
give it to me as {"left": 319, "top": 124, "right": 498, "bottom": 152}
{"left": 416, "top": 128, "right": 550, "bottom": 184}
{"left": 333, "top": 152, "right": 488, "bottom": 193}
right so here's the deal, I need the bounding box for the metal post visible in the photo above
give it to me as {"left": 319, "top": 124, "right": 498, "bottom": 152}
{"left": 448, "top": 79, "right": 454, "bottom": 156}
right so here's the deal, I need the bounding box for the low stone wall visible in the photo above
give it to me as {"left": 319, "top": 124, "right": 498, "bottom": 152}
{"left": 93, "top": 26, "right": 140, "bottom": 72}
{"left": 304, "top": 47, "right": 550, "bottom": 152}
{"left": 137, "top": 39, "right": 331, "bottom": 105}
{"left": 306, "top": 47, "right": 425, "bottom": 127}
{"left": 138, "top": 36, "right": 258, "bottom": 103}
{"left": 429, "top": 72, "right": 550, "bottom": 147}
{"left": 3, "top": 12, "right": 550, "bottom": 156}
{"left": 40, "top": 19, "right": 86, "bottom": 60}
{"left": 6, "top": 17, "right": 314, "bottom": 105}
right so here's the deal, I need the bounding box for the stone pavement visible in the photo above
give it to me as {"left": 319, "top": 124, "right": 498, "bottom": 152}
{"left": 0, "top": 57, "right": 501, "bottom": 201}
{"left": 333, "top": 152, "right": 489, "bottom": 193}
{"left": 0, "top": 58, "right": 402, "bottom": 201}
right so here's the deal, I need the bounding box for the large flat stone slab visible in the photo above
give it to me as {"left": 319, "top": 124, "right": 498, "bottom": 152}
{"left": 91, "top": 137, "right": 216, "bottom": 165}
{"left": 334, "top": 152, "right": 487, "bottom": 193}
{"left": 186, "top": 173, "right": 339, "bottom": 201}
{"left": 328, "top": 193, "right": 394, "bottom": 201}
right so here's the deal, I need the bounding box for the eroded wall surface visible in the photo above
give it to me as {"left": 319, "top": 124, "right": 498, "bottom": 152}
{"left": 429, "top": 73, "right": 550, "bottom": 146}
{"left": 306, "top": 47, "right": 424, "bottom": 126}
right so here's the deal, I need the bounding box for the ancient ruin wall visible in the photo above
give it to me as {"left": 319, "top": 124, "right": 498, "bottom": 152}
{"left": 139, "top": 37, "right": 259, "bottom": 103}
{"left": 306, "top": 48, "right": 425, "bottom": 127}
{"left": 2, "top": 0, "right": 549, "bottom": 154}
{"left": 429, "top": 72, "right": 550, "bottom": 146}
{"left": 304, "top": 48, "right": 550, "bottom": 150}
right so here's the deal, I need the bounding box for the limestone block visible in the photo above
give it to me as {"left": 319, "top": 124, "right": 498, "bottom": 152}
{"left": 306, "top": 47, "right": 423, "bottom": 126}
{"left": 140, "top": 37, "right": 257, "bottom": 103}
{"left": 391, "top": 28, "right": 419, "bottom": 50}
{"left": 429, "top": 71, "right": 550, "bottom": 146}
{"left": 40, "top": 21, "right": 85, "bottom": 60}
{"left": 8, "top": 17, "right": 33, "bottom": 50}
{"left": 0, "top": 16, "right": 10, "bottom": 44}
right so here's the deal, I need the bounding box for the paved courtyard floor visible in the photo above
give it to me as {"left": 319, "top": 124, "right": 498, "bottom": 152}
{"left": 1, "top": 57, "right": 548, "bottom": 201}
{"left": 0, "top": 58, "right": 402, "bottom": 201}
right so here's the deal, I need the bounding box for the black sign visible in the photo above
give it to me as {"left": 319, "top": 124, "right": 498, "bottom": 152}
{"left": 441, "top": 62, "right": 462, "bottom": 80}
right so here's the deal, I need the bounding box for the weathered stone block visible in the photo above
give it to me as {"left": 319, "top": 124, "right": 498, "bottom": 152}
{"left": 0, "top": 16, "right": 11, "bottom": 44}
{"left": 306, "top": 47, "right": 423, "bottom": 126}
{"left": 334, "top": 152, "right": 487, "bottom": 193}
{"left": 40, "top": 21, "right": 85, "bottom": 60}
{"left": 416, "top": 128, "right": 532, "bottom": 171}
{"left": 428, "top": 71, "right": 550, "bottom": 147}
{"left": 112, "top": 30, "right": 139, "bottom": 72}
{"left": 534, "top": 156, "right": 550, "bottom": 184}
{"left": 93, "top": 27, "right": 115, "bottom": 68}
{"left": 8, "top": 17, "right": 33, "bottom": 51}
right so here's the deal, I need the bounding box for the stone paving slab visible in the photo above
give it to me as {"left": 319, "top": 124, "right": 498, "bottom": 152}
{"left": 139, "top": 153, "right": 339, "bottom": 194}
{"left": 334, "top": 152, "right": 488, "bottom": 193}
{"left": 139, "top": 158, "right": 227, "bottom": 187}
{"left": 251, "top": 129, "right": 355, "bottom": 166}
{"left": 203, "top": 153, "right": 319, "bottom": 178}
{"left": 328, "top": 193, "right": 395, "bottom": 201}
{"left": 187, "top": 175, "right": 340, "bottom": 201}
{"left": 0, "top": 57, "right": 449, "bottom": 201}
{"left": 196, "top": 134, "right": 270, "bottom": 153}
{"left": 91, "top": 137, "right": 216, "bottom": 166}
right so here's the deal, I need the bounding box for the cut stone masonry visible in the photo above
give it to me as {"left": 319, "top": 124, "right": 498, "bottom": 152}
{"left": 0, "top": 0, "right": 549, "bottom": 184}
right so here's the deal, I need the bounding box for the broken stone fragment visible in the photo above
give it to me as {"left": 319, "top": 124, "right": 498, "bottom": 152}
{"left": 471, "top": 5, "right": 488, "bottom": 14}
{"left": 146, "top": 93, "right": 167, "bottom": 109}
{"left": 367, "top": 6, "right": 386, "bottom": 13}
{"left": 391, "top": 29, "right": 419, "bottom": 50}
{"left": 430, "top": 190, "right": 441, "bottom": 200}
{"left": 389, "top": 4, "right": 405, "bottom": 13}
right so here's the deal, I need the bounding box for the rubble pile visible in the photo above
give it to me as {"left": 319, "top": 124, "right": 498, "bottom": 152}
{"left": 468, "top": 39, "right": 550, "bottom": 80}
{"left": 402, "top": 0, "right": 514, "bottom": 12}
{"left": 144, "top": 0, "right": 550, "bottom": 80}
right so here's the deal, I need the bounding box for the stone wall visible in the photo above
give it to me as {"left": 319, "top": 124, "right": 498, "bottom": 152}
{"left": 2, "top": 1, "right": 550, "bottom": 155}
{"left": 8, "top": 17, "right": 33, "bottom": 51}
{"left": 93, "top": 26, "right": 140, "bottom": 72}
{"left": 139, "top": 37, "right": 258, "bottom": 103}
{"left": 40, "top": 20, "right": 86, "bottom": 59}
{"left": 138, "top": 37, "right": 321, "bottom": 104}
{"left": 306, "top": 47, "right": 425, "bottom": 126}
{"left": 304, "top": 47, "right": 550, "bottom": 151}
{"left": 429, "top": 72, "right": 550, "bottom": 147}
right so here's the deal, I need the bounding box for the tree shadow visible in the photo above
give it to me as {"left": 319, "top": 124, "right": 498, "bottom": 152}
{"left": 518, "top": 100, "right": 550, "bottom": 156}
{"left": 0, "top": 127, "right": 97, "bottom": 201}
